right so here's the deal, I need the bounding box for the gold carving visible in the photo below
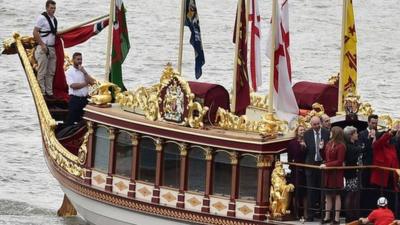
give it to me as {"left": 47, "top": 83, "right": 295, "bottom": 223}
{"left": 230, "top": 152, "right": 238, "bottom": 165}
{"left": 116, "top": 64, "right": 209, "bottom": 128}
{"left": 93, "top": 174, "right": 106, "bottom": 185}
{"left": 180, "top": 143, "right": 188, "bottom": 156}
{"left": 379, "top": 114, "right": 395, "bottom": 130}
{"left": 116, "top": 86, "right": 161, "bottom": 121}
{"left": 115, "top": 181, "right": 128, "bottom": 191}
{"left": 11, "top": 33, "right": 84, "bottom": 178}
{"left": 137, "top": 187, "right": 152, "bottom": 197}
{"left": 212, "top": 201, "right": 227, "bottom": 212}
{"left": 77, "top": 132, "right": 89, "bottom": 165}
{"left": 215, "top": 108, "right": 287, "bottom": 137}
{"left": 257, "top": 155, "right": 273, "bottom": 168}
{"left": 359, "top": 102, "right": 374, "bottom": 117}
{"left": 108, "top": 127, "right": 116, "bottom": 140}
{"left": 249, "top": 92, "right": 268, "bottom": 109}
{"left": 238, "top": 205, "right": 253, "bottom": 215}
{"left": 186, "top": 102, "right": 209, "bottom": 128}
{"left": 89, "top": 82, "right": 121, "bottom": 106}
{"left": 162, "top": 192, "right": 177, "bottom": 202}
{"left": 269, "top": 161, "right": 294, "bottom": 219}
{"left": 186, "top": 197, "right": 202, "bottom": 207}
{"left": 327, "top": 73, "right": 339, "bottom": 86}
{"left": 205, "top": 147, "right": 213, "bottom": 161}
{"left": 344, "top": 93, "right": 361, "bottom": 115}
{"left": 295, "top": 103, "right": 326, "bottom": 128}
{"left": 131, "top": 133, "right": 139, "bottom": 146}
{"left": 155, "top": 138, "right": 163, "bottom": 152}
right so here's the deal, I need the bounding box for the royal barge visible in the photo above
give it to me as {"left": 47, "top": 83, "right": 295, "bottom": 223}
{"left": 2, "top": 0, "right": 400, "bottom": 224}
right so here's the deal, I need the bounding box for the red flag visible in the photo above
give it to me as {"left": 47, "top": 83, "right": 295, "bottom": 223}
{"left": 233, "top": 0, "right": 250, "bottom": 115}
{"left": 52, "top": 19, "right": 109, "bottom": 100}
{"left": 249, "top": 0, "right": 262, "bottom": 92}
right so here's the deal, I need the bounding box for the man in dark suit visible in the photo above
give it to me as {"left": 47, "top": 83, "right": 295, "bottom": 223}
{"left": 359, "top": 114, "right": 379, "bottom": 167}
{"left": 358, "top": 114, "right": 379, "bottom": 216}
{"left": 303, "top": 116, "right": 330, "bottom": 221}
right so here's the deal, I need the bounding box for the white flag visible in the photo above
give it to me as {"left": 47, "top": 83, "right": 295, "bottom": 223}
{"left": 267, "top": 0, "right": 299, "bottom": 122}
{"left": 249, "top": 0, "right": 262, "bottom": 91}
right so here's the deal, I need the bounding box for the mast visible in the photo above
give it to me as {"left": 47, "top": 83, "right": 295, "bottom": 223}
{"left": 268, "top": 0, "right": 277, "bottom": 113}
{"left": 177, "top": 0, "right": 186, "bottom": 74}
{"left": 338, "top": 0, "right": 347, "bottom": 113}
{"left": 105, "top": 0, "right": 115, "bottom": 81}
{"left": 231, "top": 0, "right": 243, "bottom": 112}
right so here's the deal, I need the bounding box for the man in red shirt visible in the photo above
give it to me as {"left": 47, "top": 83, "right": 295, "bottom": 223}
{"left": 360, "top": 197, "right": 394, "bottom": 225}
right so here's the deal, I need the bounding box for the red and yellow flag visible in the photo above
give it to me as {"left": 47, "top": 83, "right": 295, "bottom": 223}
{"left": 341, "top": 0, "right": 357, "bottom": 99}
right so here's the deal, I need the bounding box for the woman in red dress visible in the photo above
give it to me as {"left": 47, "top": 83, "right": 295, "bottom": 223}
{"left": 320, "top": 126, "right": 346, "bottom": 224}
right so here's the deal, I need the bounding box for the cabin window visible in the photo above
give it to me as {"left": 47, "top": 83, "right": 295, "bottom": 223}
{"left": 213, "top": 151, "right": 231, "bottom": 196}
{"left": 138, "top": 137, "right": 156, "bottom": 183}
{"left": 114, "top": 131, "right": 133, "bottom": 177}
{"left": 238, "top": 155, "right": 257, "bottom": 200}
{"left": 93, "top": 126, "right": 110, "bottom": 173}
{"left": 163, "top": 142, "right": 181, "bottom": 188}
{"left": 187, "top": 147, "right": 206, "bottom": 193}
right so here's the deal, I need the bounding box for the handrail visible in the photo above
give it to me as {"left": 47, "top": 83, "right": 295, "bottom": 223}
{"left": 283, "top": 161, "right": 400, "bottom": 173}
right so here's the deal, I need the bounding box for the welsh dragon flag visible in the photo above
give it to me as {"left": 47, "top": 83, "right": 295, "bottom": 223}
{"left": 110, "top": 0, "right": 130, "bottom": 91}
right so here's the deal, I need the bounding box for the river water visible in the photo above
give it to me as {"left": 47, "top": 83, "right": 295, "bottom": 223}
{"left": 0, "top": 0, "right": 399, "bottom": 224}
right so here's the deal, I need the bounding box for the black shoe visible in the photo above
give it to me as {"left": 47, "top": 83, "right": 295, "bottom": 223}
{"left": 305, "top": 217, "right": 314, "bottom": 222}
{"left": 333, "top": 220, "right": 340, "bottom": 225}
{"left": 322, "top": 219, "right": 332, "bottom": 224}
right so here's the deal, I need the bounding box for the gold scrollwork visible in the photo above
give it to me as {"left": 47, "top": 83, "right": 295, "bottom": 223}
{"left": 358, "top": 102, "right": 374, "bottom": 117}
{"left": 344, "top": 93, "right": 361, "bottom": 115}
{"left": 186, "top": 102, "right": 209, "bottom": 128}
{"left": 327, "top": 73, "right": 339, "bottom": 86}
{"left": 78, "top": 132, "right": 89, "bottom": 165}
{"left": 250, "top": 92, "right": 268, "bottom": 109}
{"left": 13, "top": 33, "right": 84, "bottom": 177}
{"left": 215, "top": 108, "right": 287, "bottom": 137}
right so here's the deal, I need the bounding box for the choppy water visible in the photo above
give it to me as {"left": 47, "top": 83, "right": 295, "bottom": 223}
{"left": 0, "top": 0, "right": 399, "bottom": 224}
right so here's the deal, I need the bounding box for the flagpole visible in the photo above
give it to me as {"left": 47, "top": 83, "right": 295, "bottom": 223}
{"left": 231, "top": 0, "right": 243, "bottom": 112}
{"left": 338, "top": 0, "right": 347, "bottom": 113}
{"left": 57, "top": 14, "right": 109, "bottom": 35}
{"left": 268, "top": 0, "right": 277, "bottom": 113}
{"left": 105, "top": 0, "right": 115, "bottom": 81}
{"left": 177, "top": 0, "right": 186, "bottom": 75}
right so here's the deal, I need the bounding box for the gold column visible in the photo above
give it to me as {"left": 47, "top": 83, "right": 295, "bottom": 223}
{"left": 152, "top": 138, "right": 164, "bottom": 204}
{"left": 84, "top": 121, "right": 95, "bottom": 185}
{"left": 128, "top": 133, "right": 139, "bottom": 198}
{"left": 253, "top": 155, "right": 273, "bottom": 221}
{"left": 177, "top": 143, "right": 188, "bottom": 208}
{"left": 201, "top": 147, "right": 213, "bottom": 213}
{"left": 105, "top": 127, "right": 116, "bottom": 192}
{"left": 228, "top": 152, "right": 239, "bottom": 217}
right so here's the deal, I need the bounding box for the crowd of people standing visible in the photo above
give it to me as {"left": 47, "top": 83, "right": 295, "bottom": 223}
{"left": 287, "top": 114, "right": 400, "bottom": 224}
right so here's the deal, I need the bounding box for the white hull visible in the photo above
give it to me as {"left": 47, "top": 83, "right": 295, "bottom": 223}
{"left": 61, "top": 186, "right": 189, "bottom": 225}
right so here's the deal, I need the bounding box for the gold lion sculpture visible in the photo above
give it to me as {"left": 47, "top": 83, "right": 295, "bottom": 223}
{"left": 269, "top": 161, "right": 294, "bottom": 219}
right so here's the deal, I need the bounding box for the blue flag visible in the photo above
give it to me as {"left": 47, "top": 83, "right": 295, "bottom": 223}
{"left": 185, "top": 0, "right": 205, "bottom": 79}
